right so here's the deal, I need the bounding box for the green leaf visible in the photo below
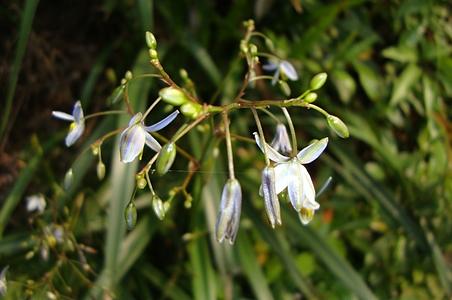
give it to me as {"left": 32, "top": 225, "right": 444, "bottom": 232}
{"left": 390, "top": 63, "right": 421, "bottom": 106}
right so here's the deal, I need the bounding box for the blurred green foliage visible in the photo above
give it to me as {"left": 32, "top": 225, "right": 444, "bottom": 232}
{"left": 1, "top": 0, "right": 451, "bottom": 299}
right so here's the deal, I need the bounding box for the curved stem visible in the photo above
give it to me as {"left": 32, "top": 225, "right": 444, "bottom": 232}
{"left": 143, "top": 97, "right": 162, "bottom": 119}
{"left": 222, "top": 112, "right": 235, "bottom": 180}
{"left": 84, "top": 110, "right": 128, "bottom": 120}
{"left": 257, "top": 107, "right": 282, "bottom": 124}
{"left": 251, "top": 108, "right": 269, "bottom": 165}
{"left": 281, "top": 107, "right": 297, "bottom": 157}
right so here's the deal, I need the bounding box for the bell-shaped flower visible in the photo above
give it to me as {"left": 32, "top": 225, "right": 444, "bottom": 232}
{"left": 26, "top": 194, "right": 46, "bottom": 214}
{"left": 270, "top": 123, "right": 292, "bottom": 155}
{"left": 215, "top": 179, "right": 242, "bottom": 244}
{"left": 263, "top": 59, "right": 298, "bottom": 85}
{"left": 254, "top": 133, "right": 328, "bottom": 222}
{"left": 119, "top": 110, "right": 179, "bottom": 163}
{"left": 52, "top": 101, "right": 85, "bottom": 147}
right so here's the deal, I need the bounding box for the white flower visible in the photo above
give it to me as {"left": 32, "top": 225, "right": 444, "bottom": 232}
{"left": 270, "top": 123, "right": 292, "bottom": 155}
{"left": 254, "top": 133, "right": 328, "bottom": 223}
{"left": 52, "top": 101, "right": 85, "bottom": 147}
{"left": 0, "top": 266, "right": 8, "bottom": 297}
{"left": 261, "top": 166, "right": 281, "bottom": 228}
{"left": 26, "top": 194, "right": 46, "bottom": 214}
{"left": 263, "top": 59, "right": 298, "bottom": 85}
{"left": 215, "top": 179, "right": 242, "bottom": 244}
{"left": 119, "top": 110, "right": 179, "bottom": 163}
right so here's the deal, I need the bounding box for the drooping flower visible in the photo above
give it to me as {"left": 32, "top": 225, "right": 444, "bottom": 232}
{"left": 263, "top": 59, "right": 298, "bottom": 85}
{"left": 0, "top": 266, "right": 8, "bottom": 296}
{"left": 261, "top": 166, "right": 281, "bottom": 228}
{"left": 119, "top": 110, "right": 179, "bottom": 163}
{"left": 26, "top": 194, "right": 46, "bottom": 214}
{"left": 52, "top": 101, "right": 85, "bottom": 147}
{"left": 254, "top": 133, "right": 328, "bottom": 224}
{"left": 215, "top": 179, "right": 242, "bottom": 244}
{"left": 270, "top": 123, "right": 292, "bottom": 155}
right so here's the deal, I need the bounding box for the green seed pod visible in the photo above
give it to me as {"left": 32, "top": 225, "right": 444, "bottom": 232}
{"left": 156, "top": 142, "right": 176, "bottom": 175}
{"left": 145, "top": 31, "right": 157, "bottom": 49}
{"left": 97, "top": 161, "right": 106, "bottom": 180}
{"left": 304, "top": 92, "right": 318, "bottom": 103}
{"left": 124, "top": 201, "right": 137, "bottom": 230}
{"left": 309, "top": 72, "right": 328, "bottom": 90}
{"left": 159, "top": 87, "right": 189, "bottom": 106}
{"left": 327, "top": 115, "right": 350, "bottom": 138}
{"left": 278, "top": 80, "right": 291, "bottom": 97}
{"left": 152, "top": 195, "right": 165, "bottom": 220}
{"left": 64, "top": 168, "right": 73, "bottom": 191}
{"left": 180, "top": 102, "right": 202, "bottom": 119}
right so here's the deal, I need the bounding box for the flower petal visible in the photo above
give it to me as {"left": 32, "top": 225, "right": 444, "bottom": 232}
{"left": 287, "top": 160, "right": 304, "bottom": 211}
{"left": 271, "top": 123, "right": 292, "bottom": 155}
{"left": 144, "top": 131, "right": 162, "bottom": 152}
{"left": 280, "top": 60, "right": 298, "bottom": 81}
{"left": 261, "top": 167, "right": 281, "bottom": 228}
{"left": 119, "top": 125, "right": 146, "bottom": 163}
{"left": 52, "top": 111, "right": 74, "bottom": 121}
{"left": 65, "top": 122, "right": 85, "bottom": 147}
{"left": 253, "top": 132, "right": 289, "bottom": 163}
{"left": 297, "top": 137, "right": 328, "bottom": 164}
{"left": 144, "top": 110, "right": 179, "bottom": 132}
{"left": 271, "top": 67, "right": 280, "bottom": 85}
{"left": 128, "top": 113, "right": 143, "bottom": 126}
{"left": 72, "top": 101, "right": 84, "bottom": 123}
{"left": 274, "top": 163, "right": 290, "bottom": 194}
{"left": 300, "top": 165, "right": 319, "bottom": 209}
{"left": 262, "top": 62, "right": 277, "bottom": 71}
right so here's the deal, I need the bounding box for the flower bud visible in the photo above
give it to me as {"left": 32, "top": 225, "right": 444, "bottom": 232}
{"left": 261, "top": 167, "right": 281, "bottom": 228}
{"left": 145, "top": 31, "right": 157, "bottom": 49}
{"left": 152, "top": 194, "right": 166, "bottom": 220}
{"left": 304, "top": 92, "right": 318, "bottom": 103}
{"left": 326, "top": 115, "right": 349, "bottom": 138}
{"left": 149, "top": 49, "right": 158, "bottom": 60}
{"left": 125, "top": 70, "right": 133, "bottom": 81}
{"left": 159, "top": 87, "right": 189, "bottom": 106}
{"left": 309, "top": 72, "right": 327, "bottom": 90}
{"left": 125, "top": 201, "right": 137, "bottom": 230}
{"left": 64, "top": 168, "right": 73, "bottom": 191}
{"left": 96, "top": 161, "right": 105, "bottom": 180}
{"left": 109, "top": 85, "right": 125, "bottom": 104}
{"left": 278, "top": 80, "right": 291, "bottom": 97}
{"left": 180, "top": 102, "right": 202, "bottom": 119}
{"left": 270, "top": 123, "right": 292, "bottom": 155}
{"left": 156, "top": 142, "right": 176, "bottom": 175}
{"left": 215, "top": 179, "right": 242, "bottom": 244}
{"left": 249, "top": 43, "right": 258, "bottom": 56}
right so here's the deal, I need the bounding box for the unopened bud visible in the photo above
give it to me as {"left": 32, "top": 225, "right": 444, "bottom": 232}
{"left": 125, "top": 71, "right": 133, "bottom": 81}
{"left": 152, "top": 194, "right": 166, "bottom": 220}
{"left": 309, "top": 72, "right": 327, "bottom": 90}
{"left": 97, "top": 161, "right": 105, "bottom": 180}
{"left": 180, "top": 103, "right": 202, "bottom": 119}
{"left": 278, "top": 80, "right": 291, "bottom": 97}
{"left": 156, "top": 142, "right": 176, "bottom": 175}
{"left": 109, "top": 85, "right": 125, "bottom": 104}
{"left": 159, "top": 87, "right": 189, "bottom": 106}
{"left": 145, "top": 31, "right": 157, "bottom": 49}
{"left": 326, "top": 115, "right": 349, "bottom": 138}
{"left": 249, "top": 43, "right": 258, "bottom": 56}
{"left": 125, "top": 201, "right": 137, "bottom": 230}
{"left": 136, "top": 177, "right": 147, "bottom": 189}
{"left": 215, "top": 179, "right": 242, "bottom": 244}
{"left": 149, "top": 49, "right": 158, "bottom": 60}
{"left": 304, "top": 92, "right": 318, "bottom": 103}
{"left": 64, "top": 168, "right": 73, "bottom": 191}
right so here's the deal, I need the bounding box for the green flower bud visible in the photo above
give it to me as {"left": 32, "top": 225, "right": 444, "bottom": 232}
{"left": 136, "top": 177, "right": 147, "bottom": 189}
{"left": 145, "top": 31, "right": 157, "bottom": 49}
{"left": 64, "top": 168, "right": 73, "bottom": 191}
{"left": 149, "top": 49, "right": 158, "bottom": 60}
{"left": 304, "top": 92, "right": 318, "bottom": 103}
{"left": 91, "top": 144, "right": 99, "bottom": 156}
{"left": 109, "top": 85, "right": 125, "bottom": 104}
{"left": 327, "top": 115, "right": 349, "bottom": 138}
{"left": 179, "top": 68, "right": 189, "bottom": 80}
{"left": 97, "top": 161, "right": 105, "bottom": 180}
{"left": 249, "top": 43, "right": 258, "bottom": 56}
{"left": 156, "top": 142, "right": 176, "bottom": 175}
{"left": 180, "top": 102, "right": 202, "bottom": 119}
{"left": 159, "top": 87, "right": 189, "bottom": 106}
{"left": 310, "top": 72, "right": 328, "bottom": 90}
{"left": 125, "top": 71, "right": 133, "bottom": 81}
{"left": 152, "top": 194, "right": 165, "bottom": 220}
{"left": 278, "top": 80, "right": 291, "bottom": 97}
{"left": 125, "top": 201, "right": 137, "bottom": 230}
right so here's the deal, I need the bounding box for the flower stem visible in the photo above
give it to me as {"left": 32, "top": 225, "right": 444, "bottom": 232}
{"left": 222, "top": 112, "right": 235, "bottom": 180}
{"left": 143, "top": 97, "right": 162, "bottom": 119}
{"left": 281, "top": 107, "right": 297, "bottom": 157}
{"left": 251, "top": 108, "right": 270, "bottom": 165}
{"left": 84, "top": 110, "right": 128, "bottom": 120}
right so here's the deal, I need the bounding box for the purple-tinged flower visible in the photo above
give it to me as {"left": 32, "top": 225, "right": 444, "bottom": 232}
{"left": 261, "top": 166, "right": 281, "bottom": 228}
{"left": 263, "top": 59, "right": 298, "bottom": 85}
{"left": 270, "top": 123, "right": 292, "bottom": 155}
{"left": 119, "top": 110, "right": 179, "bottom": 163}
{"left": 52, "top": 101, "right": 85, "bottom": 147}
{"left": 215, "top": 179, "right": 242, "bottom": 244}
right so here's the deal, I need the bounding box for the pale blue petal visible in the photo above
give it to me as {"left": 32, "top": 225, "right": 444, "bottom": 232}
{"left": 253, "top": 132, "right": 289, "bottom": 163}
{"left": 144, "top": 131, "right": 161, "bottom": 152}
{"left": 65, "top": 123, "right": 85, "bottom": 147}
{"left": 52, "top": 111, "right": 74, "bottom": 122}
{"left": 297, "top": 137, "right": 328, "bottom": 164}
{"left": 119, "top": 125, "right": 146, "bottom": 163}
{"left": 274, "top": 163, "right": 290, "bottom": 194}
{"left": 128, "top": 113, "right": 143, "bottom": 127}
{"left": 287, "top": 160, "right": 304, "bottom": 211}
{"left": 72, "top": 101, "right": 84, "bottom": 123}
{"left": 280, "top": 61, "right": 298, "bottom": 81}
{"left": 262, "top": 62, "right": 278, "bottom": 71}
{"left": 144, "top": 110, "right": 179, "bottom": 132}
{"left": 271, "top": 68, "right": 280, "bottom": 85}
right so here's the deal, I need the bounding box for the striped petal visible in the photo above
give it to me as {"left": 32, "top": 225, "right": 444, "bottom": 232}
{"left": 72, "top": 101, "right": 84, "bottom": 123}
{"left": 119, "top": 125, "right": 146, "bottom": 163}
{"left": 144, "top": 110, "right": 179, "bottom": 132}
